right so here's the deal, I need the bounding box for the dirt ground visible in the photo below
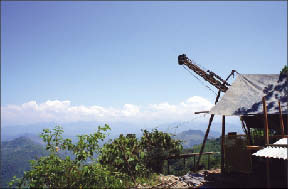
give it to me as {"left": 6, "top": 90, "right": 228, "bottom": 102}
{"left": 136, "top": 168, "right": 287, "bottom": 188}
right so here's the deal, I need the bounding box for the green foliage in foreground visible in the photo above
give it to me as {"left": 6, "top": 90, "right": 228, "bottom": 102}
{"left": 99, "top": 129, "right": 183, "bottom": 184}
{"left": 140, "top": 129, "right": 183, "bottom": 173}
{"left": 99, "top": 134, "right": 149, "bottom": 184}
{"left": 9, "top": 125, "right": 124, "bottom": 188}
{"left": 166, "top": 138, "right": 221, "bottom": 176}
{"left": 9, "top": 125, "right": 182, "bottom": 188}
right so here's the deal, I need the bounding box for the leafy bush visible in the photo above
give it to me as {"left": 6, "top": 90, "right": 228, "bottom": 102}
{"left": 100, "top": 129, "right": 183, "bottom": 181}
{"left": 140, "top": 129, "right": 183, "bottom": 173}
{"left": 9, "top": 125, "right": 124, "bottom": 188}
{"left": 9, "top": 126, "right": 181, "bottom": 188}
{"left": 99, "top": 134, "right": 149, "bottom": 185}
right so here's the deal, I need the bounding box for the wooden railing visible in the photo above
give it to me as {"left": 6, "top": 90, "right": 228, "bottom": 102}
{"left": 165, "top": 152, "right": 220, "bottom": 174}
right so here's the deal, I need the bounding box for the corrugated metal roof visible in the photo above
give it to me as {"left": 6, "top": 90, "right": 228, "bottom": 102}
{"left": 253, "top": 147, "right": 287, "bottom": 160}
{"left": 274, "top": 138, "right": 287, "bottom": 145}
{"left": 252, "top": 138, "right": 288, "bottom": 160}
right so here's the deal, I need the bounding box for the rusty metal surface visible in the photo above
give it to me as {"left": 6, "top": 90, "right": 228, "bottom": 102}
{"left": 252, "top": 138, "right": 288, "bottom": 160}
{"left": 178, "top": 54, "right": 229, "bottom": 92}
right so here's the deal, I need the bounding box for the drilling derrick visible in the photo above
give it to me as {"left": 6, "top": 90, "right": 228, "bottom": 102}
{"left": 178, "top": 54, "right": 236, "bottom": 172}
{"left": 178, "top": 54, "right": 230, "bottom": 92}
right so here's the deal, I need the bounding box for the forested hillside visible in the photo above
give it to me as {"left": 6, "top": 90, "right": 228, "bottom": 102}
{"left": 1, "top": 137, "right": 49, "bottom": 188}
{"left": 174, "top": 129, "right": 205, "bottom": 148}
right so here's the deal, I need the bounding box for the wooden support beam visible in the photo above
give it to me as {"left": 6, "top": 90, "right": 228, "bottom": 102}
{"left": 193, "top": 155, "right": 196, "bottom": 172}
{"left": 195, "top": 114, "right": 215, "bottom": 171}
{"left": 241, "top": 117, "right": 252, "bottom": 145}
{"left": 262, "top": 97, "right": 269, "bottom": 145}
{"left": 221, "top": 115, "right": 225, "bottom": 174}
{"left": 247, "top": 126, "right": 252, "bottom": 145}
{"left": 208, "top": 154, "right": 210, "bottom": 170}
{"left": 194, "top": 111, "right": 209, "bottom": 114}
{"left": 246, "top": 145, "right": 264, "bottom": 151}
{"left": 167, "top": 152, "right": 219, "bottom": 159}
{"left": 278, "top": 101, "right": 285, "bottom": 137}
{"left": 262, "top": 96, "right": 270, "bottom": 188}
{"left": 183, "top": 158, "right": 186, "bottom": 168}
{"left": 193, "top": 70, "right": 234, "bottom": 172}
{"left": 167, "top": 160, "right": 170, "bottom": 175}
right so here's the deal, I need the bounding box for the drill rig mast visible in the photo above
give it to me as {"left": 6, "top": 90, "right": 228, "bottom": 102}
{"left": 178, "top": 54, "right": 236, "bottom": 172}
{"left": 178, "top": 54, "right": 230, "bottom": 93}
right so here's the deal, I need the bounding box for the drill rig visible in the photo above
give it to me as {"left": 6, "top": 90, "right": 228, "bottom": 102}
{"left": 178, "top": 54, "right": 231, "bottom": 93}
{"left": 178, "top": 54, "right": 236, "bottom": 172}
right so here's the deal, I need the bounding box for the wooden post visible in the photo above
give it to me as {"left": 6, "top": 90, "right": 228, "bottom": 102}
{"left": 278, "top": 101, "right": 285, "bottom": 137}
{"left": 167, "top": 160, "right": 170, "bottom": 175}
{"left": 193, "top": 155, "right": 196, "bottom": 171}
{"left": 183, "top": 158, "right": 186, "bottom": 168}
{"left": 221, "top": 115, "right": 225, "bottom": 174}
{"left": 262, "top": 97, "right": 269, "bottom": 145}
{"left": 208, "top": 154, "right": 210, "bottom": 170}
{"left": 241, "top": 118, "right": 252, "bottom": 145}
{"left": 262, "top": 96, "right": 270, "bottom": 188}
{"left": 196, "top": 114, "right": 215, "bottom": 171}
{"left": 247, "top": 126, "right": 252, "bottom": 145}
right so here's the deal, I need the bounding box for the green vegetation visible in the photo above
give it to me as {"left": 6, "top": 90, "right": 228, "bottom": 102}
{"left": 1, "top": 137, "right": 49, "bottom": 188}
{"left": 280, "top": 65, "right": 288, "bottom": 75}
{"left": 166, "top": 138, "right": 221, "bottom": 176}
{"left": 250, "top": 128, "right": 278, "bottom": 145}
{"left": 8, "top": 125, "right": 182, "bottom": 188}
{"left": 140, "top": 129, "right": 183, "bottom": 173}
{"left": 99, "top": 134, "right": 149, "bottom": 185}
{"left": 9, "top": 125, "right": 125, "bottom": 188}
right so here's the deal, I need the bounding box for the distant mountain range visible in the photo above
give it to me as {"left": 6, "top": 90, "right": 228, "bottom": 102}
{"left": 1, "top": 119, "right": 242, "bottom": 142}
{"left": 174, "top": 129, "right": 205, "bottom": 148}
{"left": 0, "top": 124, "right": 225, "bottom": 188}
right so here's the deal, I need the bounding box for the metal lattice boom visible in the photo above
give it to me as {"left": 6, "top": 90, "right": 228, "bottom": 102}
{"left": 178, "top": 54, "right": 230, "bottom": 92}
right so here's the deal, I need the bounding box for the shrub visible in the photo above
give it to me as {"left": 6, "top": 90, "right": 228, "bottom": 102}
{"left": 140, "top": 129, "right": 183, "bottom": 173}
{"left": 99, "top": 134, "right": 149, "bottom": 185}
{"left": 99, "top": 129, "right": 183, "bottom": 181}
{"left": 9, "top": 125, "right": 124, "bottom": 188}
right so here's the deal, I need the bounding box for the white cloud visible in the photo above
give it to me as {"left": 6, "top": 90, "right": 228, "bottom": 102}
{"left": 1, "top": 96, "right": 214, "bottom": 126}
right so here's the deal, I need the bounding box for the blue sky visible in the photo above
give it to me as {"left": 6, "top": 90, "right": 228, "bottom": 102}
{"left": 1, "top": 1, "right": 287, "bottom": 126}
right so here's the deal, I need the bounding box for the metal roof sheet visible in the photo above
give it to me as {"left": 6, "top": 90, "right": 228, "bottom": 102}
{"left": 252, "top": 138, "right": 288, "bottom": 160}
{"left": 274, "top": 138, "right": 287, "bottom": 145}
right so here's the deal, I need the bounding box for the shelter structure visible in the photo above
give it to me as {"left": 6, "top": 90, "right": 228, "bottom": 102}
{"left": 210, "top": 74, "right": 287, "bottom": 116}
{"left": 208, "top": 73, "right": 287, "bottom": 187}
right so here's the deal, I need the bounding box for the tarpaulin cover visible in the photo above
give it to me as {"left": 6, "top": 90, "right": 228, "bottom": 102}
{"left": 209, "top": 74, "right": 287, "bottom": 116}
